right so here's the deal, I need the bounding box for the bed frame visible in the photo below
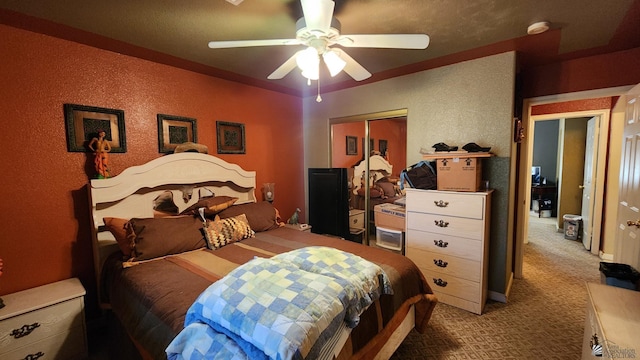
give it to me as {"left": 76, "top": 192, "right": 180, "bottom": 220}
{"left": 88, "top": 153, "right": 257, "bottom": 308}
{"left": 352, "top": 155, "right": 393, "bottom": 194}
{"left": 87, "top": 153, "right": 418, "bottom": 359}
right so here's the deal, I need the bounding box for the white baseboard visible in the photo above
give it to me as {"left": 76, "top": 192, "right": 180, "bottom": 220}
{"left": 599, "top": 251, "right": 613, "bottom": 261}
{"left": 488, "top": 272, "right": 514, "bottom": 303}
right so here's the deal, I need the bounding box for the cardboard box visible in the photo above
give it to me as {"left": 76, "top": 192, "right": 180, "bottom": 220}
{"left": 374, "top": 203, "right": 406, "bottom": 230}
{"left": 436, "top": 157, "right": 482, "bottom": 191}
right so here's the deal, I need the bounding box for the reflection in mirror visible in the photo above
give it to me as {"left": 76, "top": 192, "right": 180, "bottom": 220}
{"left": 330, "top": 111, "right": 407, "bottom": 248}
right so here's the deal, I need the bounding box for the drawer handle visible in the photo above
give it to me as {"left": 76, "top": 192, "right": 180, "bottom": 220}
{"left": 433, "top": 239, "right": 449, "bottom": 248}
{"left": 23, "top": 352, "right": 45, "bottom": 360}
{"left": 11, "top": 323, "right": 40, "bottom": 339}
{"left": 434, "top": 259, "right": 448, "bottom": 268}
{"left": 434, "top": 220, "right": 449, "bottom": 228}
{"left": 432, "top": 278, "right": 448, "bottom": 287}
{"left": 434, "top": 200, "right": 449, "bottom": 208}
{"left": 590, "top": 334, "right": 603, "bottom": 357}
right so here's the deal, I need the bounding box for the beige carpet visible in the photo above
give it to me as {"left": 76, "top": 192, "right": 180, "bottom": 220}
{"left": 391, "top": 215, "right": 601, "bottom": 359}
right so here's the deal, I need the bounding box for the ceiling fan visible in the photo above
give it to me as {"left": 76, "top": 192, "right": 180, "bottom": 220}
{"left": 208, "top": 0, "right": 430, "bottom": 83}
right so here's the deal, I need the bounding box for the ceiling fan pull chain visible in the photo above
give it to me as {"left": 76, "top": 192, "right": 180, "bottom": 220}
{"left": 316, "top": 77, "right": 322, "bottom": 102}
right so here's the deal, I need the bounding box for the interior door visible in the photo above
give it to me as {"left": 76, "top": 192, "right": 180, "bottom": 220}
{"left": 581, "top": 117, "right": 598, "bottom": 250}
{"left": 615, "top": 84, "right": 640, "bottom": 269}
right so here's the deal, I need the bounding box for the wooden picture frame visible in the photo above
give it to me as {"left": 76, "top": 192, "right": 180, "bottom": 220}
{"left": 362, "top": 137, "right": 375, "bottom": 155}
{"left": 346, "top": 136, "right": 358, "bottom": 155}
{"left": 379, "top": 139, "right": 388, "bottom": 155}
{"left": 216, "top": 121, "right": 246, "bottom": 154}
{"left": 157, "top": 114, "right": 197, "bottom": 153}
{"left": 64, "top": 104, "right": 126, "bottom": 153}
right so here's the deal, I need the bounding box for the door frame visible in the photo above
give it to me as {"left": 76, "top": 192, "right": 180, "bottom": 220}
{"left": 514, "top": 86, "right": 633, "bottom": 279}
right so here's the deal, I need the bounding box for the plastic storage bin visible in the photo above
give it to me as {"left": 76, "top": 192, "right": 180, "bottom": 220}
{"left": 375, "top": 226, "right": 403, "bottom": 252}
{"left": 563, "top": 214, "right": 582, "bottom": 240}
{"left": 599, "top": 262, "right": 640, "bottom": 290}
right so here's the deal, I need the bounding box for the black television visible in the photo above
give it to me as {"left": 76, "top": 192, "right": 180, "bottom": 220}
{"left": 308, "top": 168, "right": 351, "bottom": 240}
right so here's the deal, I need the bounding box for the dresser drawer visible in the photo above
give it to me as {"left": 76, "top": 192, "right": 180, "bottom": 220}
{"left": 3, "top": 326, "right": 87, "bottom": 360}
{"left": 0, "top": 297, "right": 84, "bottom": 353}
{"left": 408, "top": 212, "right": 484, "bottom": 241}
{"left": 420, "top": 268, "right": 480, "bottom": 302}
{"left": 406, "top": 229, "right": 482, "bottom": 261}
{"left": 405, "top": 189, "right": 485, "bottom": 219}
{"left": 407, "top": 248, "right": 480, "bottom": 282}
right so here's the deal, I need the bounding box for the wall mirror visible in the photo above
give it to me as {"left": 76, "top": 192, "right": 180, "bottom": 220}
{"left": 330, "top": 109, "right": 407, "bottom": 247}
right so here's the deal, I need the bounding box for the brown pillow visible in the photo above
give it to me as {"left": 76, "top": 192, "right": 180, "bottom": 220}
{"left": 217, "top": 201, "right": 280, "bottom": 232}
{"left": 376, "top": 179, "right": 397, "bottom": 198}
{"left": 103, "top": 217, "right": 134, "bottom": 257}
{"left": 357, "top": 186, "right": 384, "bottom": 199}
{"left": 127, "top": 216, "right": 206, "bottom": 261}
{"left": 203, "top": 214, "right": 255, "bottom": 249}
{"left": 180, "top": 195, "right": 238, "bottom": 217}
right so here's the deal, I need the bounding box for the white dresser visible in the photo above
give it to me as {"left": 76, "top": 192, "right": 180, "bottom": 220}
{"left": 405, "top": 189, "right": 492, "bottom": 314}
{"left": 582, "top": 282, "right": 640, "bottom": 359}
{"left": 0, "top": 278, "right": 87, "bottom": 360}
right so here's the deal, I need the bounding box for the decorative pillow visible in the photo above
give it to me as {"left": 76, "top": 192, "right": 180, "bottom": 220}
{"left": 203, "top": 214, "right": 255, "bottom": 249}
{"left": 180, "top": 195, "right": 238, "bottom": 217}
{"left": 217, "top": 201, "right": 281, "bottom": 232}
{"left": 356, "top": 185, "right": 385, "bottom": 199}
{"left": 375, "top": 179, "right": 397, "bottom": 198}
{"left": 103, "top": 217, "right": 135, "bottom": 257}
{"left": 127, "top": 216, "right": 206, "bottom": 261}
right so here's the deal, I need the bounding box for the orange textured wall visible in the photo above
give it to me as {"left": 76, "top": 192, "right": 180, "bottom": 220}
{"left": 521, "top": 47, "right": 640, "bottom": 98}
{"left": 0, "top": 25, "right": 302, "bottom": 313}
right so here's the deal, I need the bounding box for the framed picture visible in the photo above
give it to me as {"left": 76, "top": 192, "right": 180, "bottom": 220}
{"left": 379, "top": 139, "right": 388, "bottom": 155}
{"left": 216, "top": 121, "right": 246, "bottom": 154}
{"left": 362, "top": 137, "right": 375, "bottom": 155}
{"left": 157, "top": 114, "right": 197, "bottom": 153}
{"left": 346, "top": 136, "right": 358, "bottom": 155}
{"left": 64, "top": 104, "right": 126, "bottom": 152}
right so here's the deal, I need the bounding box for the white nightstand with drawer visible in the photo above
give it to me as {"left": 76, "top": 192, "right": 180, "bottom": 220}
{"left": 0, "top": 278, "right": 87, "bottom": 360}
{"left": 405, "top": 188, "right": 492, "bottom": 314}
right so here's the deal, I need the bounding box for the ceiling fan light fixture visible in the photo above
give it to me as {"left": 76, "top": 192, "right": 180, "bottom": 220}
{"left": 296, "top": 47, "right": 320, "bottom": 80}
{"left": 527, "top": 21, "right": 550, "bottom": 35}
{"left": 323, "top": 50, "right": 346, "bottom": 77}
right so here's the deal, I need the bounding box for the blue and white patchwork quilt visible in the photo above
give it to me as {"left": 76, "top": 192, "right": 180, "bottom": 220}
{"left": 166, "top": 246, "right": 392, "bottom": 360}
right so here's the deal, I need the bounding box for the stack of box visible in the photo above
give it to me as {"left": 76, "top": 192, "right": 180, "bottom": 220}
{"left": 374, "top": 203, "right": 405, "bottom": 252}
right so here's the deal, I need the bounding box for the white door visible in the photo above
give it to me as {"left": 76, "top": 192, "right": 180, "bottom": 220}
{"left": 615, "top": 84, "right": 640, "bottom": 269}
{"left": 581, "top": 117, "right": 598, "bottom": 250}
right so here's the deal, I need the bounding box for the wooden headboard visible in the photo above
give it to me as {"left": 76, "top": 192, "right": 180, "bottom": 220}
{"left": 87, "top": 153, "right": 256, "bottom": 307}
{"left": 352, "top": 155, "right": 393, "bottom": 194}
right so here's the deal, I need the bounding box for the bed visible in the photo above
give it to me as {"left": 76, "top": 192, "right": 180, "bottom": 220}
{"left": 351, "top": 155, "right": 404, "bottom": 218}
{"left": 88, "top": 153, "right": 436, "bottom": 359}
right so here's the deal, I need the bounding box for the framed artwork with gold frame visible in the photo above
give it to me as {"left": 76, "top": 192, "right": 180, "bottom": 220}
{"left": 64, "top": 103, "right": 126, "bottom": 153}
{"left": 157, "top": 114, "right": 197, "bottom": 153}
{"left": 216, "top": 121, "right": 246, "bottom": 154}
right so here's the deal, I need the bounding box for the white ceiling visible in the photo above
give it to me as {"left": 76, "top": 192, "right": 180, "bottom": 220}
{"left": 1, "top": 0, "right": 638, "bottom": 96}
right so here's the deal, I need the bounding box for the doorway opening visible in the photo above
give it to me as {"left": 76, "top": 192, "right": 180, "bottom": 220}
{"left": 514, "top": 86, "right": 633, "bottom": 279}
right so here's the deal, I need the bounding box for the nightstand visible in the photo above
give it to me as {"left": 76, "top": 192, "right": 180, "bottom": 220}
{"left": 0, "top": 278, "right": 87, "bottom": 360}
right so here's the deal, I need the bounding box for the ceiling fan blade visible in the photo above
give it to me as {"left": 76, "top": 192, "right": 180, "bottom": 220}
{"left": 334, "top": 49, "right": 371, "bottom": 81}
{"left": 267, "top": 52, "right": 301, "bottom": 80}
{"left": 208, "top": 39, "right": 300, "bottom": 49}
{"left": 300, "top": 0, "right": 335, "bottom": 34}
{"left": 338, "top": 34, "right": 430, "bottom": 49}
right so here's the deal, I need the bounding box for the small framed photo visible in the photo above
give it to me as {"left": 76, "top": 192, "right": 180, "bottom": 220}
{"left": 346, "top": 136, "right": 358, "bottom": 155}
{"left": 157, "top": 114, "right": 197, "bottom": 153}
{"left": 362, "top": 137, "right": 375, "bottom": 154}
{"left": 64, "top": 104, "right": 126, "bottom": 152}
{"left": 216, "top": 121, "right": 246, "bottom": 154}
{"left": 379, "top": 139, "right": 388, "bottom": 155}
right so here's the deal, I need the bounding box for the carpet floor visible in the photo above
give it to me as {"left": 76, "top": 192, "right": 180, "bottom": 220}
{"left": 390, "top": 215, "right": 601, "bottom": 359}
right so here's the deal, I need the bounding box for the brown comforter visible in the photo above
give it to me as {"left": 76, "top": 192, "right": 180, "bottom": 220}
{"left": 104, "top": 227, "right": 437, "bottom": 359}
